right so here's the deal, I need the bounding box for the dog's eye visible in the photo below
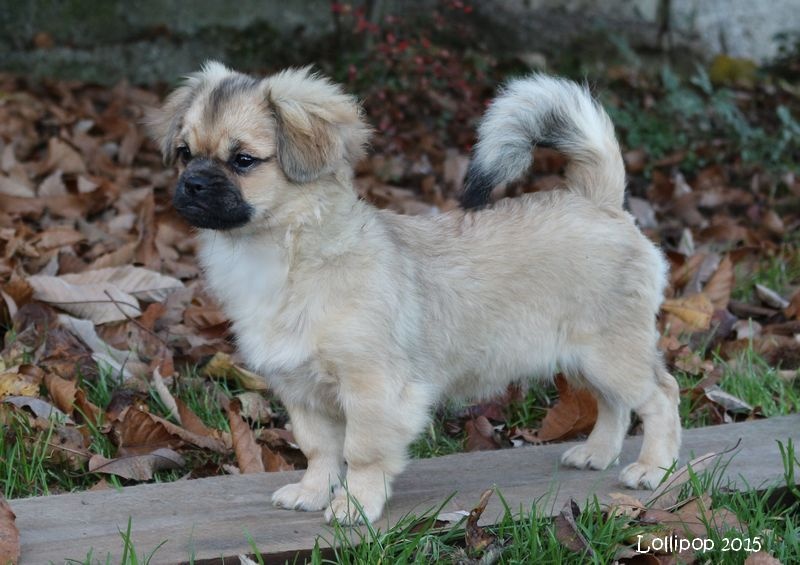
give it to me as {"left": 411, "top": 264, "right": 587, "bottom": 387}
{"left": 231, "top": 153, "right": 257, "bottom": 172}
{"left": 176, "top": 146, "right": 191, "bottom": 165}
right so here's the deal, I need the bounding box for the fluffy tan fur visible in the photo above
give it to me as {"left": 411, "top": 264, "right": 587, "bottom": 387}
{"left": 148, "top": 62, "right": 681, "bottom": 525}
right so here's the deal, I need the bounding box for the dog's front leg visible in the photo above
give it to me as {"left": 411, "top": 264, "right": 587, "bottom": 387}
{"left": 272, "top": 403, "right": 345, "bottom": 512}
{"left": 324, "top": 376, "right": 431, "bottom": 525}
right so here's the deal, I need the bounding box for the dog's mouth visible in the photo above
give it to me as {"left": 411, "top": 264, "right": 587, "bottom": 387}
{"left": 173, "top": 173, "right": 254, "bottom": 231}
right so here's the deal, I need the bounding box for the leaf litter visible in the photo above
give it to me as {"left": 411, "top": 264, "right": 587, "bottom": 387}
{"left": 0, "top": 48, "right": 797, "bottom": 565}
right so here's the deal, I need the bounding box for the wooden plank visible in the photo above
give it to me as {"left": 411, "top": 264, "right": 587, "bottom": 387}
{"left": 11, "top": 415, "right": 800, "bottom": 564}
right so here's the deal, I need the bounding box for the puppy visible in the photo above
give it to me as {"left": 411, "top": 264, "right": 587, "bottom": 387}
{"left": 148, "top": 62, "right": 681, "bottom": 525}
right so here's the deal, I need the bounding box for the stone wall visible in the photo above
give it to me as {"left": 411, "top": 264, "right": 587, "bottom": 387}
{"left": 1, "top": 0, "right": 797, "bottom": 85}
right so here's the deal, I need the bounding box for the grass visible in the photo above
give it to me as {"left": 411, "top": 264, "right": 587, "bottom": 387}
{"left": 733, "top": 250, "right": 800, "bottom": 303}
{"left": 606, "top": 65, "right": 800, "bottom": 176}
{"left": 409, "top": 416, "right": 464, "bottom": 459}
{"left": 721, "top": 347, "right": 800, "bottom": 417}
{"left": 676, "top": 341, "right": 800, "bottom": 429}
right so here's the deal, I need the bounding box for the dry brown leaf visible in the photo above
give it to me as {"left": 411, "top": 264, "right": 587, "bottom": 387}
{"left": 465, "top": 489, "right": 497, "bottom": 555}
{"left": 2, "top": 395, "right": 70, "bottom": 421}
{"left": 744, "top": 551, "right": 782, "bottom": 565}
{"left": 114, "top": 405, "right": 228, "bottom": 455}
{"left": 704, "top": 255, "right": 733, "bottom": 310}
{"left": 43, "top": 137, "right": 86, "bottom": 175}
{"left": 0, "top": 173, "right": 34, "bottom": 198}
{"left": 226, "top": 399, "right": 265, "bottom": 474}
{"left": 43, "top": 372, "right": 101, "bottom": 423}
{"left": 464, "top": 415, "right": 501, "bottom": 451}
{"left": 203, "top": 352, "right": 267, "bottom": 391}
{"left": 0, "top": 367, "right": 40, "bottom": 398}
{"left": 534, "top": 375, "right": 597, "bottom": 442}
{"left": 28, "top": 274, "right": 140, "bottom": 324}
{"left": 45, "top": 424, "right": 91, "bottom": 470}
{"left": 60, "top": 266, "right": 183, "bottom": 302}
{"left": 33, "top": 226, "right": 86, "bottom": 251}
{"left": 114, "top": 406, "right": 183, "bottom": 456}
{"left": 662, "top": 293, "right": 714, "bottom": 330}
{"left": 38, "top": 170, "right": 68, "bottom": 197}
{"left": 605, "top": 492, "right": 645, "bottom": 520}
{"left": 784, "top": 289, "right": 800, "bottom": 320}
{"left": 554, "top": 499, "right": 595, "bottom": 557}
{"left": 755, "top": 284, "right": 789, "bottom": 309}
{"left": 58, "top": 314, "right": 147, "bottom": 378}
{"left": 261, "top": 445, "right": 293, "bottom": 472}
{"left": 174, "top": 397, "right": 215, "bottom": 438}
{"left": 0, "top": 495, "right": 20, "bottom": 565}
{"left": 88, "top": 447, "right": 184, "bottom": 481}
{"left": 649, "top": 441, "right": 740, "bottom": 510}
{"left": 152, "top": 367, "right": 179, "bottom": 423}
{"left": 88, "top": 241, "right": 137, "bottom": 270}
{"left": 236, "top": 392, "right": 273, "bottom": 424}
{"left": 702, "top": 385, "right": 753, "bottom": 415}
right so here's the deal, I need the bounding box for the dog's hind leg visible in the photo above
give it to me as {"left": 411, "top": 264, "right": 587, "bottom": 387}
{"left": 619, "top": 362, "right": 681, "bottom": 489}
{"left": 560, "top": 391, "right": 630, "bottom": 470}
{"left": 561, "top": 339, "right": 680, "bottom": 489}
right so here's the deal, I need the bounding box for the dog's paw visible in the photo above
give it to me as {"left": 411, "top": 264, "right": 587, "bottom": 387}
{"left": 561, "top": 443, "right": 619, "bottom": 470}
{"left": 272, "top": 481, "right": 331, "bottom": 512}
{"left": 323, "top": 492, "right": 384, "bottom": 525}
{"left": 619, "top": 462, "right": 668, "bottom": 490}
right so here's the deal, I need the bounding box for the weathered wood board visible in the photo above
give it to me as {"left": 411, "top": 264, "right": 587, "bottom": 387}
{"left": 11, "top": 415, "right": 800, "bottom": 564}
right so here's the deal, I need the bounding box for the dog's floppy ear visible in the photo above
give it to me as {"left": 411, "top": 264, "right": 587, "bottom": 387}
{"left": 146, "top": 61, "right": 231, "bottom": 164}
{"left": 265, "top": 67, "right": 370, "bottom": 183}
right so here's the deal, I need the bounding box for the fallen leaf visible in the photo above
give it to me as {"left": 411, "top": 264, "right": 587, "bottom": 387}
{"left": 152, "top": 367, "right": 179, "bottom": 423}
{"left": 554, "top": 499, "right": 595, "bottom": 557}
{"left": 114, "top": 406, "right": 183, "bottom": 456}
{"left": 755, "top": 284, "right": 789, "bottom": 309}
{"left": 43, "top": 372, "right": 101, "bottom": 423}
{"left": 605, "top": 492, "right": 645, "bottom": 520}
{"left": 744, "top": 551, "right": 783, "bottom": 565}
{"left": 60, "top": 266, "right": 183, "bottom": 302}
{"left": 113, "top": 405, "right": 227, "bottom": 456}
{"left": 464, "top": 415, "right": 501, "bottom": 451}
{"left": 202, "top": 353, "right": 267, "bottom": 391}
{"left": 88, "top": 448, "right": 184, "bottom": 481}
{"left": 534, "top": 375, "right": 597, "bottom": 442}
{"left": 28, "top": 274, "right": 140, "bottom": 324}
{"left": 0, "top": 495, "right": 20, "bottom": 565}
{"left": 42, "top": 137, "right": 86, "bottom": 175}
{"left": 226, "top": 399, "right": 264, "bottom": 474}
{"left": 58, "top": 314, "right": 146, "bottom": 378}
{"left": 2, "top": 395, "right": 71, "bottom": 421}
{"left": 45, "top": 424, "right": 91, "bottom": 470}
{"left": 465, "top": 489, "right": 497, "bottom": 555}
{"left": 649, "top": 441, "right": 741, "bottom": 509}
{"left": 702, "top": 385, "right": 753, "bottom": 415}
{"left": 704, "top": 255, "right": 733, "bottom": 310}
{"left": 662, "top": 294, "right": 714, "bottom": 330}
{"left": 174, "top": 397, "right": 218, "bottom": 439}
{"left": 236, "top": 392, "right": 273, "bottom": 424}
{"left": 0, "top": 368, "right": 40, "bottom": 398}
{"left": 261, "top": 445, "right": 293, "bottom": 472}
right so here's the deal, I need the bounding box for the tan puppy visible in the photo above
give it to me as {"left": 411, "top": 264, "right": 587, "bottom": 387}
{"left": 148, "top": 62, "right": 681, "bottom": 524}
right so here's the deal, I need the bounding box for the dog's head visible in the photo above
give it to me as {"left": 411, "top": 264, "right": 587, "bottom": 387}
{"left": 147, "top": 62, "right": 370, "bottom": 231}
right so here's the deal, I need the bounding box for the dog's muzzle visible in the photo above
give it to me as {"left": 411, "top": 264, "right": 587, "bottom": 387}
{"left": 174, "top": 159, "right": 253, "bottom": 230}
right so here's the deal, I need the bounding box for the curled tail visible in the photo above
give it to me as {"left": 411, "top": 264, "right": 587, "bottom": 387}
{"left": 462, "top": 75, "right": 626, "bottom": 210}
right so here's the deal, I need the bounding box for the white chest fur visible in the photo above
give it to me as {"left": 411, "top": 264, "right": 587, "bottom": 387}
{"left": 196, "top": 232, "right": 316, "bottom": 379}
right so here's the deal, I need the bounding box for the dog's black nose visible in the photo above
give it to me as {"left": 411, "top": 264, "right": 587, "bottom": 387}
{"left": 183, "top": 174, "right": 210, "bottom": 196}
